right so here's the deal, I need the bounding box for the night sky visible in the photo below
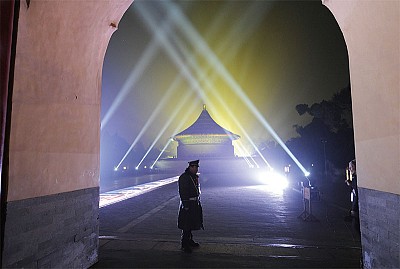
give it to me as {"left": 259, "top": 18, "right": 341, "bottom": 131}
{"left": 101, "top": 0, "right": 349, "bottom": 158}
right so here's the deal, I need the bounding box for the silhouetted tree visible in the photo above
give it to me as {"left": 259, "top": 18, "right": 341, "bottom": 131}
{"left": 287, "top": 84, "right": 355, "bottom": 179}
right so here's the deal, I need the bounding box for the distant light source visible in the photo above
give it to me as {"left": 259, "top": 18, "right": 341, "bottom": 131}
{"left": 257, "top": 170, "right": 289, "bottom": 191}
{"left": 284, "top": 165, "right": 290, "bottom": 174}
{"left": 304, "top": 171, "right": 310, "bottom": 177}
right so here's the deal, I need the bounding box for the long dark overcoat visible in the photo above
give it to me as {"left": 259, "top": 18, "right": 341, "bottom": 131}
{"left": 177, "top": 169, "right": 204, "bottom": 230}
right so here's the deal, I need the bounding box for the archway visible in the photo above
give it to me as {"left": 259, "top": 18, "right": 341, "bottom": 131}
{"left": 98, "top": 0, "right": 358, "bottom": 262}
{"left": 1, "top": 1, "right": 399, "bottom": 268}
{"left": 100, "top": 0, "right": 350, "bottom": 188}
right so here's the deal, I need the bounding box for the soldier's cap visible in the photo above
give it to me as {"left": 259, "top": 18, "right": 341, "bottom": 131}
{"left": 188, "top": 160, "right": 199, "bottom": 167}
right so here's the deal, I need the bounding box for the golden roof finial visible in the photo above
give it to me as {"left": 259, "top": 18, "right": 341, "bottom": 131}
{"left": 203, "top": 104, "right": 206, "bottom": 110}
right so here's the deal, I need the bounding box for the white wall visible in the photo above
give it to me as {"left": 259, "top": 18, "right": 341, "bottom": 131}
{"left": 8, "top": 0, "right": 133, "bottom": 201}
{"left": 324, "top": 0, "right": 399, "bottom": 195}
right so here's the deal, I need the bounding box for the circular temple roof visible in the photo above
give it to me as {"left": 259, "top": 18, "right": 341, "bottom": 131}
{"left": 173, "top": 106, "right": 240, "bottom": 141}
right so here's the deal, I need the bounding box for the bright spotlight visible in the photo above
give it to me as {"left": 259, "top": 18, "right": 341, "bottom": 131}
{"left": 304, "top": 171, "right": 310, "bottom": 177}
{"left": 114, "top": 167, "right": 118, "bottom": 171}
{"left": 284, "top": 165, "right": 290, "bottom": 173}
{"left": 257, "top": 170, "right": 289, "bottom": 190}
{"left": 135, "top": 166, "right": 139, "bottom": 170}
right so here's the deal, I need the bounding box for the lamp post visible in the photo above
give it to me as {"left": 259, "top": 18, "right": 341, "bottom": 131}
{"left": 321, "top": 139, "right": 327, "bottom": 181}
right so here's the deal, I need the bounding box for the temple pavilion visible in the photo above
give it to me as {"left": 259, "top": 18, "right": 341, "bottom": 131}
{"left": 173, "top": 105, "right": 240, "bottom": 159}
{"left": 155, "top": 105, "right": 251, "bottom": 173}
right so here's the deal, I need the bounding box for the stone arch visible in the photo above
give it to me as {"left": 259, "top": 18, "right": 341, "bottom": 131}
{"left": 323, "top": 1, "right": 399, "bottom": 268}
{"left": 1, "top": 1, "right": 399, "bottom": 268}
{"left": 1, "top": 1, "right": 133, "bottom": 267}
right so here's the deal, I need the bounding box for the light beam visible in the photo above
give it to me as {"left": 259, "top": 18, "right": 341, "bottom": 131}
{"left": 136, "top": 90, "right": 193, "bottom": 169}
{"left": 160, "top": 1, "right": 309, "bottom": 176}
{"left": 150, "top": 103, "right": 199, "bottom": 169}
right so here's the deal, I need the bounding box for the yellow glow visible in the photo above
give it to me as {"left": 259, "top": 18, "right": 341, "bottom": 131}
{"left": 102, "top": 1, "right": 349, "bottom": 159}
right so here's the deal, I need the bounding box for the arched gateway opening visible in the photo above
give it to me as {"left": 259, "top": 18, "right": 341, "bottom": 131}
{"left": 1, "top": 1, "right": 399, "bottom": 268}
{"left": 100, "top": 0, "right": 350, "bottom": 185}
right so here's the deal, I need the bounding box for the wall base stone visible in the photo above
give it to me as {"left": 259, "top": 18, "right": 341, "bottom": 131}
{"left": 359, "top": 187, "right": 400, "bottom": 269}
{"left": 2, "top": 187, "right": 99, "bottom": 268}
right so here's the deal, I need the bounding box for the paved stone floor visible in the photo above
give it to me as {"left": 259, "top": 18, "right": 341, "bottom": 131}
{"left": 92, "top": 172, "right": 362, "bottom": 268}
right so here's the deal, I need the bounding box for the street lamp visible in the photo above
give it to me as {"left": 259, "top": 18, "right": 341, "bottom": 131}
{"left": 321, "top": 139, "right": 327, "bottom": 181}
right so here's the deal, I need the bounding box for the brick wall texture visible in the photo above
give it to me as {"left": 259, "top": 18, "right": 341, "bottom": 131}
{"left": 359, "top": 187, "right": 400, "bottom": 269}
{"left": 2, "top": 187, "right": 99, "bottom": 268}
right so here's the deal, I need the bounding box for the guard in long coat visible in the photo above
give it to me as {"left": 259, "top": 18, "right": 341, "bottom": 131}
{"left": 178, "top": 160, "right": 204, "bottom": 253}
